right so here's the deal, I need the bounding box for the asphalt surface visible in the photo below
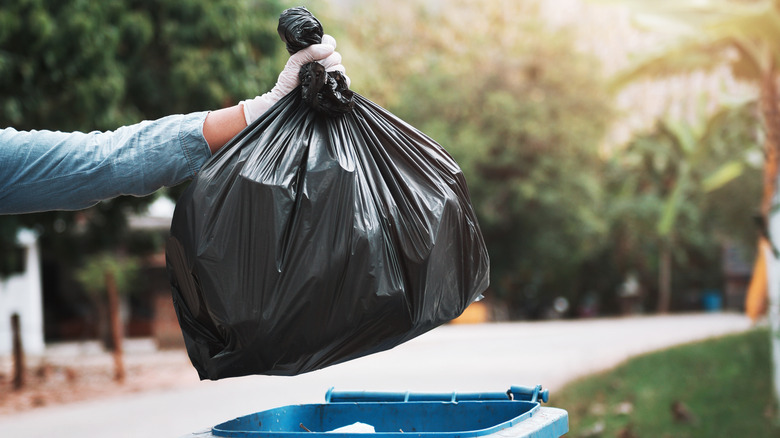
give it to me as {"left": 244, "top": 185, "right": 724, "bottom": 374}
{"left": 0, "top": 313, "right": 753, "bottom": 438}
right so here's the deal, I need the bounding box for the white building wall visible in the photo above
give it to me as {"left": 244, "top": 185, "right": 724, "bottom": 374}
{"left": 769, "top": 184, "right": 780, "bottom": 410}
{"left": 0, "top": 229, "right": 45, "bottom": 356}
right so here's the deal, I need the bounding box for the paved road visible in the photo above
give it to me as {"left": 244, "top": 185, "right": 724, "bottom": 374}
{"left": 0, "top": 313, "right": 753, "bottom": 438}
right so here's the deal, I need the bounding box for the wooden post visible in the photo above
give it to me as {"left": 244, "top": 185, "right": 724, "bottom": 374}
{"left": 657, "top": 244, "right": 672, "bottom": 314}
{"left": 105, "top": 271, "right": 125, "bottom": 383}
{"left": 11, "top": 313, "right": 25, "bottom": 390}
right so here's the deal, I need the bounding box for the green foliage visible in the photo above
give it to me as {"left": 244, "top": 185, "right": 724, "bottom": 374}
{"left": 557, "top": 329, "right": 780, "bottom": 437}
{"left": 653, "top": 106, "right": 753, "bottom": 238}
{"left": 74, "top": 253, "right": 141, "bottom": 298}
{"left": 0, "top": 0, "right": 283, "bottom": 132}
{"left": 601, "top": 104, "right": 762, "bottom": 308}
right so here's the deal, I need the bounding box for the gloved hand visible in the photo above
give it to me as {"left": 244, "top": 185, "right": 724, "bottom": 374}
{"left": 240, "top": 34, "right": 348, "bottom": 124}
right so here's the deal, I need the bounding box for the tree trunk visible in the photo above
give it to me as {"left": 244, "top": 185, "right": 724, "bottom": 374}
{"left": 105, "top": 271, "right": 125, "bottom": 383}
{"left": 657, "top": 243, "right": 672, "bottom": 313}
{"left": 760, "top": 64, "right": 780, "bottom": 217}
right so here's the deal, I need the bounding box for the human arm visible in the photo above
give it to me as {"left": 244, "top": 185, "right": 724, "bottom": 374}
{"left": 0, "top": 37, "right": 345, "bottom": 215}
{"left": 202, "top": 105, "right": 247, "bottom": 154}
{"left": 0, "top": 112, "right": 211, "bottom": 214}
{"left": 203, "top": 35, "right": 344, "bottom": 153}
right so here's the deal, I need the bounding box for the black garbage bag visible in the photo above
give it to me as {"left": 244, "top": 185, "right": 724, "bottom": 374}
{"left": 165, "top": 7, "right": 489, "bottom": 380}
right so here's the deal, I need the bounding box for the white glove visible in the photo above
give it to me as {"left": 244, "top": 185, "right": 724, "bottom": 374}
{"left": 240, "top": 34, "right": 348, "bottom": 124}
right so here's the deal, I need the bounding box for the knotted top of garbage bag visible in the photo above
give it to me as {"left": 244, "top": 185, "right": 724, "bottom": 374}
{"left": 278, "top": 7, "right": 354, "bottom": 116}
{"left": 278, "top": 6, "right": 324, "bottom": 55}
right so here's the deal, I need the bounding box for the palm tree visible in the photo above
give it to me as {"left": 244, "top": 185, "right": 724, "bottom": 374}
{"left": 610, "top": 106, "right": 753, "bottom": 314}
{"left": 654, "top": 110, "right": 750, "bottom": 313}
{"left": 608, "top": 0, "right": 780, "bottom": 408}
{"left": 611, "top": 0, "right": 779, "bottom": 218}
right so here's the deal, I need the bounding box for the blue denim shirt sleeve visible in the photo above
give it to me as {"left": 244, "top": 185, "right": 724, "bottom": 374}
{"left": 0, "top": 111, "right": 211, "bottom": 214}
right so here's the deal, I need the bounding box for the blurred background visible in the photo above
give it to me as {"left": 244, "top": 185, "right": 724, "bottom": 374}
{"left": 0, "top": 0, "right": 765, "bottom": 340}
{"left": 0, "top": 0, "right": 778, "bottom": 435}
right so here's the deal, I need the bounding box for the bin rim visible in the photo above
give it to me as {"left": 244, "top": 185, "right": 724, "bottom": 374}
{"left": 211, "top": 399, "right": 541, "bottom": 437}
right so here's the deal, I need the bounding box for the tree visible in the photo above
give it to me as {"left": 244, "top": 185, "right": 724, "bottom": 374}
{"left": 75, "top": 253, "right": 141, "bottom": 382}
{"left": 654, "top": 108, "right": 756, "bottom": 312}
{"left": 607, "top": 0, "right": 780, "bottom": 407}
{"left": 338, "top": 0, "right": 614, "bottom": 317}
{"left": 0, "top": 0, "right": 283, "bottom": 132}
{"left": 603, "top": 104, "right": 761, "bottom": 312}
{"left": 610, "top": 0, "right": 779, "bottom": 216}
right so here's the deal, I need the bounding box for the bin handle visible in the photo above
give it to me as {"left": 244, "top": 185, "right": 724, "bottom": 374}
{"left": 510, "top": 385, "right": 549, "bottom": 404}
{"left": 325, "top": 385, "right": 549, "bottom": 404}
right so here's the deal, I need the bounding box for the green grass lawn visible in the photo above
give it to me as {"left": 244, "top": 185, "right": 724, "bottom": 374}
{"left": 554, "top": 327, "right": 780, "bottom": 438}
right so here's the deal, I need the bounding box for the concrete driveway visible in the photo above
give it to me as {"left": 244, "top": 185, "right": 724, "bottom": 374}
{"left": 0, "top": 313, "right": 753, "bottom": 438}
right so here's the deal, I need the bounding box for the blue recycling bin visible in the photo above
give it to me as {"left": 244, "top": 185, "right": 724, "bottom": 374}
{"left": 702, "top": 289, "right": 723, "bottom": 312}
{"left": 184, "top": 386, "right": 568, "bottom": 438}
